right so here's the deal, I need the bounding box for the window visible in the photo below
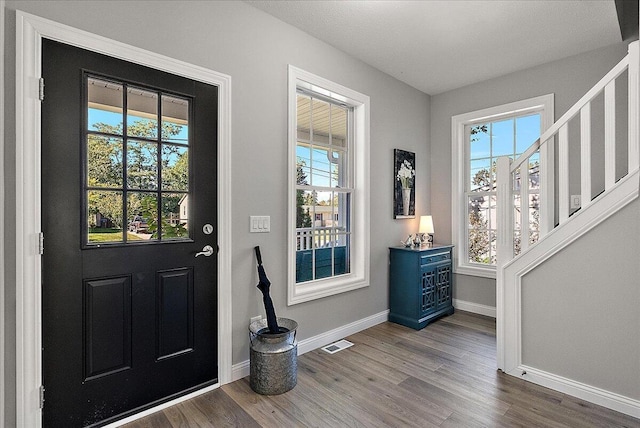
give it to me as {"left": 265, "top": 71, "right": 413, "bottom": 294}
{"left": 84, "top": 75, "right": 191, "bottom": 246}
{"left": 288, "top": 66, "right": 370, "bottom": 305}
{"left": 452, "top": 95, "right": 553, "bottom": 278}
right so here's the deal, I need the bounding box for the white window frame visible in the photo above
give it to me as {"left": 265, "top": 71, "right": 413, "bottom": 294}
{"left": 451, "top": 94, "right": 554, "bottom": 278}
{"left": 288, "top": 65, "right": 370, "bottom": 305}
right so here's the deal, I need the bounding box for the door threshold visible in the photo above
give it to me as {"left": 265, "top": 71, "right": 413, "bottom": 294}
{"left": 100, "top": 380, "right": 220, "bottom": 428}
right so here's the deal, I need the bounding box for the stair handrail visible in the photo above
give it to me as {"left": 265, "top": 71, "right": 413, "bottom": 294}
{"left": 510, "top": 53, "right": 631, "bottom": 175}
{"left": 499, "top": 41, "right": 639, "bottom": 262}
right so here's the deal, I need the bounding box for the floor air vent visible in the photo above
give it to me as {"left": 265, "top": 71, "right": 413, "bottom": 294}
{"left": 321, "top": 339, "right": 354, "bottom": 354}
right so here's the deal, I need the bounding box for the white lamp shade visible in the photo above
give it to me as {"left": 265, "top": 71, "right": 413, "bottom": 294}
{"left": 419, "top": 215, "right": 434, "bottom": 234}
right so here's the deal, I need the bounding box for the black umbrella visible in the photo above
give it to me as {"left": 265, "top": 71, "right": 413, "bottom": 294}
{"left": 255, "top": 246, "right": 279, "bottom": 334}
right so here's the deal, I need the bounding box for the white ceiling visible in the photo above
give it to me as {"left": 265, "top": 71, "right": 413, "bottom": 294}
{"left": 246, "top": 0, "right": 622, "bottom": 95}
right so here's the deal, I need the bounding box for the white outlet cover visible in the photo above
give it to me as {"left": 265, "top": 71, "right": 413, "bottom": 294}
{"left": 570, "top": 195, "right": 581, "bottom": 209}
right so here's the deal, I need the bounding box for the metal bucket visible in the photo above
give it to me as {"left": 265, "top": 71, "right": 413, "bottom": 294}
{"left": 249, "top": 317, "right": 298, "bottom": 395}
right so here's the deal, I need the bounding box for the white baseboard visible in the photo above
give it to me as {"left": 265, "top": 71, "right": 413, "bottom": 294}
{"left": 453, "top": 299, "right": 496, "bottom": 318}
{"left": 231, "top": 360, "right": 250, "bottom": 382}
{"left": 231, "top": 310, "right": 389, "bottom": 382}
{"left": 512, "top": 365, "right": 640, "bottom": 419}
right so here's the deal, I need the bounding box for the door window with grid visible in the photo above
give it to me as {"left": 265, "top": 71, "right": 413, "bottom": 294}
{"left": 85, "top": 76, "right": 190, "bottom": 245}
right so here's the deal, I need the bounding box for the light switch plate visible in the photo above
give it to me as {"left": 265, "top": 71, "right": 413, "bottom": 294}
{"left": 250, "top": 216, "right": 270, "bottom": 233}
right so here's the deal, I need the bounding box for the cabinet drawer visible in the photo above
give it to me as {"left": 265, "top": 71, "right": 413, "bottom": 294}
{"left": 420, "top": 251, "right": 450, "bottom": 265}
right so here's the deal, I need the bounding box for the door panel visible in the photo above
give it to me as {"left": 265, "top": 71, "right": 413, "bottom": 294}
{"left": 157, "top": 268, "right": 194, "bottom": 359}
{"left": 84, "top": 276, "right": 132, "bottom": 380}
{"left": 42, "top": 39, "right": 218, "bottom": 427}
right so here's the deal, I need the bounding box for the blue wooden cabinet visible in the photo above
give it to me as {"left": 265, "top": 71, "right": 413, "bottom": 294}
{"left": 389, "top": 245, "right": 454, "bottom": 329}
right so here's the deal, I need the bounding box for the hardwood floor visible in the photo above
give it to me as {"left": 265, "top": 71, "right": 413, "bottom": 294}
{"left": 123, "top": 311, "right": 640, "bottom": 427}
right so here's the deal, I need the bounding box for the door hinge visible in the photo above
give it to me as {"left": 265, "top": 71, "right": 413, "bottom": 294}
{"left": 38, "top": 232, "right": 44, "bottom": 255}
{"left": 39, "top": 78, "right": 45, "bottom": 102}
{"left": 39, "top": 385, "right": 45, "bottom": 409}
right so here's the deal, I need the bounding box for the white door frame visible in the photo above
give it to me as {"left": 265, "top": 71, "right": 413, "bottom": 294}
{"left": 15, "top": 11, "right": 232, "bottom": 427}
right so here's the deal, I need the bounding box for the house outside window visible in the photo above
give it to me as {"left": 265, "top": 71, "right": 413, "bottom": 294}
{"left": 452, "top": 95, "right": 554, "bottom": 278}
{"left": 288, "top": 66, "right": 370, "bottom": 305}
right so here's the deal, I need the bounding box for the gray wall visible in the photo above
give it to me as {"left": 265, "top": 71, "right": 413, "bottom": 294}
{"left": 3, "top": 1, "right": 637, "bottom": 424}
{"left": 521, "top": 198, "right": 640, "bottom": 400}
{"left": 430, "top": 41, "right": 630, "bottom": 308}
{"left": 2, "top": 1, "right": 430, "bottom": 424}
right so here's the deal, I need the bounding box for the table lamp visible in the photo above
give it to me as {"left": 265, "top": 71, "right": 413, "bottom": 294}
{"left": 419, "top": 215, "right": 434, "bottom": 247}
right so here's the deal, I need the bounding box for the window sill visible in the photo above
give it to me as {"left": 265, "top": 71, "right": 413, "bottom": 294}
{"left": 455, "top": 264, "right": 496, "bottom": 279}
{"left": 288, "top": 273, "right": 369, "bottom": 305}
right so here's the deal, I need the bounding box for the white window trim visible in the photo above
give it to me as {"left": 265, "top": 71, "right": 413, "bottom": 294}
{"left": 288, "top": 65, "right": 370, "bottom": 305}
{"left": 451, "top": 94, "right": 554, "bottom": 279}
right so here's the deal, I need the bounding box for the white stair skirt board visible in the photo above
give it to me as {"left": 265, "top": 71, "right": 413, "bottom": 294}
{"left": 232, "top": 310, "right": 389, "bottom": 381}
{"left": 499, "top": 169, "right": 639, "bottom": 417}
{"left": 321, "top": 340, "right": 354, "bottom": 354}
{"left": 453, "top": 299, "right": 496, "bottom": 318}
{"left": 514, "top": 366, "right": 640, "bottom": 419}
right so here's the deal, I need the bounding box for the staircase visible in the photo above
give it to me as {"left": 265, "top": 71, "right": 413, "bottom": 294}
{"left": 494, "top": 40, "right": 640, "bottom": 416}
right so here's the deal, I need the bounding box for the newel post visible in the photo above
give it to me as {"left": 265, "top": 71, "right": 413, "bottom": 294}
{"left": 628, "top": 40, "right": 639, "bottom": 172}
{"left": 496, "top": 156, "right": 514, "bottom": 273}
{"left": 495, "top": 156, "right": 514, "bottom": 370}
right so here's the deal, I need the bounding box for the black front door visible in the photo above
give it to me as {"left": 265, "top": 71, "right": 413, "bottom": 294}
{"left": 41, "top": 39, "right": 218, "bottom": 427}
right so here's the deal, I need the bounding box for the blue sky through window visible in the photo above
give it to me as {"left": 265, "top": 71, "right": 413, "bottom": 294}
{"left": 469, "top": 113, "right": 541, "bottom": 192}
{"left": 470, "top": 113, "right": 540, "bottom": 161}
{"left": 296, "top": 146, "right": 337, "bottom": 187}
{"left": 88, "top": 108, "right": 122, "bottom": 133}
{"left": 516, "top": 115, "right": 540, "bottom": 153}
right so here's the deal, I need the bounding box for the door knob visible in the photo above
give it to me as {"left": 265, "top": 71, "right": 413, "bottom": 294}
{"left": 195, "top": 245, "right": 214, "bottom": 258}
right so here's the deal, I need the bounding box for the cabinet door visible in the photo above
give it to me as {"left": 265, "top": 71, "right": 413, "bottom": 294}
{"left": 436, "top": 261, "right": 452, "bottom": 310}
{"left": 419, "top": 264, "right": 437, "bottom": 317}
